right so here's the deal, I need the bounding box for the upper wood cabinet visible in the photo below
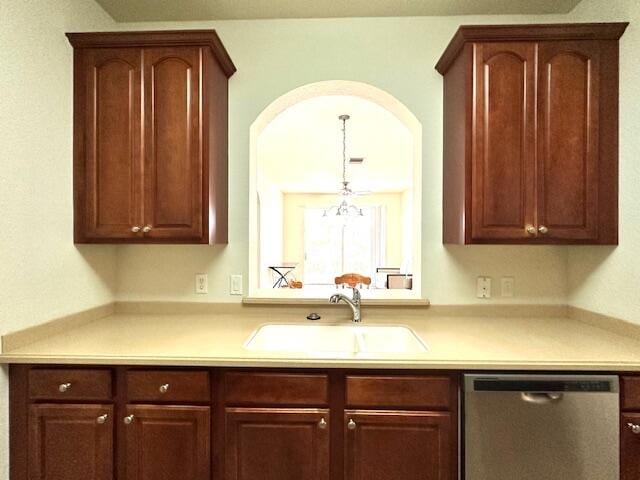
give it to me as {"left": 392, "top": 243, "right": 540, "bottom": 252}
{"left": 436, "top": 23, "right": 627, "bottom": 245}
{"left": 66, "top": 31, "right": 236, "bottom": 244}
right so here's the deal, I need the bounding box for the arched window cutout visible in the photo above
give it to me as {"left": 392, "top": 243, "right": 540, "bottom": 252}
{"left": 248, "top": 81, "right": 423, "bottom": 300}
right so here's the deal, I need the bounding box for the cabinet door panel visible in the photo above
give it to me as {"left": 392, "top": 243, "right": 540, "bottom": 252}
{"left": 225, "top": 408, "right": 330, "bottom": 480}
{"left": 472, "top": 42, "right": 537, "bottom": 241}
{"left": 84, "top": 48, "right": 142, "bottom": 239}
{"left": 537, "top": 41, "right": 600, "bottom": 240}
{"left": 143, "top": 47, "right": 203, "bottom": 239}
{"left": 28, "top": 404, "right": 113, "bottom": 480}
{"left": 123, "top": 405, "right": 210, "bottom": 480}
{"left": 345, "top": 410, "right": 453, "bottom": 480}
{"left": 622, "top": 413, "right": 640, "bottom": 480}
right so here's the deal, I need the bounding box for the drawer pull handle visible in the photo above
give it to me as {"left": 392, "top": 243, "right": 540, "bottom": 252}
{"left": 96, "top": 414, "right": 108, "bottom": 424}
{"left": 159, "top": 383, "right": 169, "bottom": 394}
{"left": 142, "top": 225, "right": 152, "bottom": 233}
{"left": 525, "top": 224, "right": 537, "bottom": 235}
{"left": 131, "top": 226, "right": 141, "bottom": 233}
{"left": 124, "top": 415, "right": 135, "bottom": 425}
{"left": 628, "top": 423, "right": 640, "bottom": 434}
{"left": 318, "top": 418, "right": 327, "bottom": 429}
{"left": 538, "top": 225, "right": 549, "bottom": 234}
{"left": 347, "top": 419, "right": 356, "bottom": 430}
{"left": 58, "top": 383, "right": 71, "bottom": 393}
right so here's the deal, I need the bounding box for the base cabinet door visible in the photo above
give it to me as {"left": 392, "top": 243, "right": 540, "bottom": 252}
{"left": 225, "top": 408, "right": 330, "bottom": 480}
{"left": 28, "top": 404, "right": 113, "bottom": 480}
{"left": 123, "top": 405, "right": 210, "bottom": 480}
{"left": 622, "top": 413, "right": 640, "bottom": 479}
{"left": 344, "top": 410, "right": 453, "bottom": 480}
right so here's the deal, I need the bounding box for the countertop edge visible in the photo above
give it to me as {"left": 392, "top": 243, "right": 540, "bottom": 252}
{"left": 1, "top": 352, "right": 639, "bottom": 371}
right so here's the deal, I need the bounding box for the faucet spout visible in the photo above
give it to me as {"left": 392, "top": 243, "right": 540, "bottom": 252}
{"left": 328, "top": 288, "right": 362, "bottom": 323}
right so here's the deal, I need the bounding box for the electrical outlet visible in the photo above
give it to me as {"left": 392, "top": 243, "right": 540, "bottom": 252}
{"left": 195, "top": 274, "right": 208, "bottom": 294}
{"left": 501, "top": 277, "right": 515, "bottom": 297}
{"left": 230, "top": 274, "right": 243, "bottom": 295}
{"left": 476, "top": 276, "right": 491, "bottom": 299}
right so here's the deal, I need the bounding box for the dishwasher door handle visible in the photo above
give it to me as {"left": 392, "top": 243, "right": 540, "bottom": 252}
{"left": 521, "top": 392, "right": 563, "bottom": 404}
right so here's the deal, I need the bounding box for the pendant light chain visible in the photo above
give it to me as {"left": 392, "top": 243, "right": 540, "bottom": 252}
{"left": 339, "top": 114, "right": 350, "bottom": 185}
{"left": 342, "top": 115, "right": 347, "bottom": 185}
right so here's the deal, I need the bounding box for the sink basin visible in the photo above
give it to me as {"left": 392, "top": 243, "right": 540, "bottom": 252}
{"left": 244, "top": 324, "right": 429, "bottom": 357}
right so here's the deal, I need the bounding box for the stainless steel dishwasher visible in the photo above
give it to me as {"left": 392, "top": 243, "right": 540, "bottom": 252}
{"left": 464, "top": 374, "right": 619, "bottom": 480}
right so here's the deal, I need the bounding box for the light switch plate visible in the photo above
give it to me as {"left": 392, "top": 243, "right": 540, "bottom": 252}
{"left": 501, "top": 277, "right": 515, "bottom": 297}
{"left": 195, "top": 274, "right": 208, "bottom": 294}
{"left": 476, "top": 276, "right": 491, "bottom": 299}
{"left": 230, "top": 274, "right": 243, "bottom": 295}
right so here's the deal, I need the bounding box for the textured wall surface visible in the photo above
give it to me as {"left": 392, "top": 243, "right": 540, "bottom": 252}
{"left": 114, "top": 14, "right": 570, "bottom": 305}
{"left": 567, "top": 0, "right": 640, "bottom": 324}
{"left": 0, "top": 0, "right": 117, "bottom": 476}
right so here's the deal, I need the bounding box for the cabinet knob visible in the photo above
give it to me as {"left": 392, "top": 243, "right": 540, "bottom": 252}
{"left": 347, "top": 419, "right": 356, "bottom": 430}
{"left": 318, "top": 418, "right": 327, "bottom": 429}
{"left": 131, "top": 226, "right": 141, "bottom": 233}
{"left": 96, "top": 414, "right": 108, "bottom": 424}
{"left": 142, "top": 225, "right": 152, "bottom": 233}
{"left": 58, "top": 383, "right": 71, "bottom": 393}
{"left": 525, "top": 225, "right": 537, "bottom": 235}
{"left": 628, "top": 423, "right": 640, "bottom": 434}
{"left": 538, "top": 225, "right": 549, "bottom": 234}
{"left": 159, "top": 383, "right": 169, "bottom": 394}
{"left": 123, "top": 414, "right": 135, "bottom": 425}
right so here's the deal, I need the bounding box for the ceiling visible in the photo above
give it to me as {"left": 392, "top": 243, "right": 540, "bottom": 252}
{"left": 258, "top": 95, "right": 413, "bottom": 194}
{"left": 95, "top": 0, "right": 582, "bottom": 22}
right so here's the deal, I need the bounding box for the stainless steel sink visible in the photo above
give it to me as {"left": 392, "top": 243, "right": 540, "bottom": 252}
{"left": 244, "top": 324, "right": 429, "bottom": 357}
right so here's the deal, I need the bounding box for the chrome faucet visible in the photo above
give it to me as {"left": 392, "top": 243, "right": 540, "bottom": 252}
{"left": 329, "top": 287, "right": 362, "bottom": 323}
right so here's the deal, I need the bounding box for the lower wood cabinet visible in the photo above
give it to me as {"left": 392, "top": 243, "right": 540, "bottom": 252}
{"left": 123, "top": 405, "right": 210, "bottom": 480}
{"left": 344, "top": 410, "right": 453, "bottom": 480}
{"left": 225, "top": 408, "right": 330, "bottom": 480}
{"left": 11, "top": 367, "right": 458, "bottom": 480}
{"left": 28, "top": 404, "right": 113, "bottom": 480}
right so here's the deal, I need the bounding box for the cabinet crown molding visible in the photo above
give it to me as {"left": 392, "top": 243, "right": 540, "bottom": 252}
{"left": 65, "top": 30, "right": 236, "bottom": 78}
{"left": 435, "top": 22, "right": 629, "bottom": 74}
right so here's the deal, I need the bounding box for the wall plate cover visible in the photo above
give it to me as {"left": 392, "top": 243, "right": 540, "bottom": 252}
{"left": 230, "top": 274, "right": 243, "bottom": 295}
{"left": 476, "top": 276, "right": 491, "bottom": 299}
{"left": 195, "top": 274, "right": 208, "bottom": 294}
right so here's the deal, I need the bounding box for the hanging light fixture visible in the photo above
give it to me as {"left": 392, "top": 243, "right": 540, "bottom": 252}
{"left": 323, "top": 114, "right": 364, "bottom": 218}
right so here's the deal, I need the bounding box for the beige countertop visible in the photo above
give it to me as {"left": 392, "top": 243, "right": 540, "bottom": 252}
{"left": 2, "top": 304, "right": 640, "bottom": 370}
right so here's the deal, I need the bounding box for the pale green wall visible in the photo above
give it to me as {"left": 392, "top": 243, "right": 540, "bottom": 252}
{"left": 0, "top": 0, "right": 117, "bottom": 475}
{"left": 566, "top": 0, "right": 640, "bottom": 324}
{"left": 114, "top": 14, "right": 571, "bottom": 305}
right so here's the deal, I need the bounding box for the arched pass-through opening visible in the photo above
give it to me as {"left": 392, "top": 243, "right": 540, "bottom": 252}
{"left": 248, "top": 80, "right": 423, "bottom": 300}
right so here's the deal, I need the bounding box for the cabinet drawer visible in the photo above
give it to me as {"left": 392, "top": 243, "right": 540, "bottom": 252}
{"left": 622, "top": 376, "right": 640, "bottom": 410}
{"left": 126, "top": 370, "right": 210, "bottom": 402}
{"left": 225, "top": 372, "right": 329, "bottom": 406}
{"left": 346, "top": 375, "right": 452, "bottom": 410}
{"left": 29, "top": 368, "right": 113, "bottom": 401}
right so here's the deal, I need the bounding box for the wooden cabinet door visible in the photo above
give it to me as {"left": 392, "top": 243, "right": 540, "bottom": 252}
{"left": 345, "top": 410, "right": 453, "bottom": 480}
{"left": 142, "top": 47, "right": 204, "bottom": 240}
{"left": 28, "top": 404, "right": 113, "bottom": 480}
{"left": 123, "top": 405, "right": 210, "bottom": 480}
{"left": 225, "top": 408, "right": 330, "bottom": 480}
{"left": 537, "top": 41, "right": 600, "bottom": 241}
{"left": 471, "top": 42, "right": 537, "bottom": 241}
{"left": 82, "top": 48, "right": 142, "bottom": 240}
{"left": 622, "top": 413, "right": 640, "bottom": 480}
